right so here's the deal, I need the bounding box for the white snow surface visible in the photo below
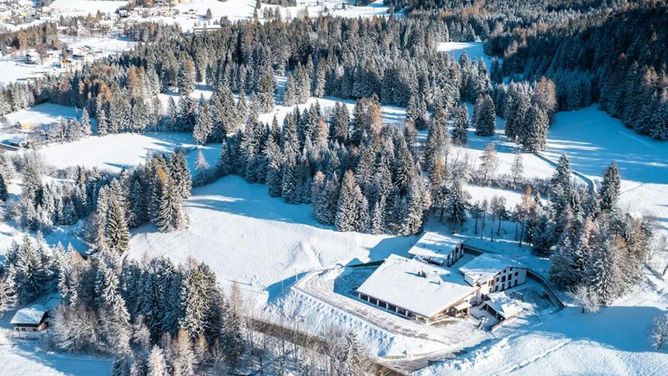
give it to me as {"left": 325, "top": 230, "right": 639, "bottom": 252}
{"left": 128, "top": 175, "right": 416, "bottom": 291}
{"left": 35, "top": 132, "right": 209, "bottom": 173}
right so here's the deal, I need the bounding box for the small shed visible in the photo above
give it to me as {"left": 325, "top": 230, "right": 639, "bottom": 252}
{"left": 481, "top": 291, "right": 526, "bottom": 322}
{"left": 25, "top": 53, "right": 37, "bottom": 64}
{"left": 10, "top": 304, "right": 49, "bottom": 332}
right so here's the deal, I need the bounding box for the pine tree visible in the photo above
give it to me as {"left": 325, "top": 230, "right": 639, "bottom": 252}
{"left": 424, "top": 109, "right": 449, "bottom": 175}
{"left": 473, "top": 93, "right": 496, "bottom": 136}
{"left": 550, "top": 154, "right": 573, "bottom": 214}
{"left": 81, "top": 107, "right": 92, "bottom": 135}
{"left": 148, "top": 345, "right": 168, "bottom": 376}
{"left": 170, "top": 152, "right": 192, "bottom": 200}
{"left": 105, "top": 197, "right": 130, "bottom": 255}
{"left": 96, "top": 97, "right": 108, "bottom": 135}
{"left": 335, "top": 170, "right": 368, "bottom": 232}
{"left": 451, "top": 106, "right": 468, "bottom": 145}
{"left": 588, "top": 230, "right": 620, "bottom": 306}
{"left": 177, "top": 60, "right": 195, "bottom": 95}
{"left": 152, "top": 166, "right": 186, "bottom": 233}
{"left": 330, "top": 102, "right": 350, "bottom": 143}
{"left": 399, "top": 179, "right": 425, "bottom": 235}
{"left": 599, "top": 162, "right": 621, "bottom": 213}
{"left": 445, "top": 178, "right": 470, "bottom": 228}
{"left": 95, "top": 259, "right": 131, "bottom": 354}
{"left": 0, "top": 271, "right": 17, "bottom": 315}
{"left": 195, "top": 150, "right": 209, "bottom": 172}
{"left": 0, "top": 170, "right": 8, "bottom": 202}
{"left": 193, "top": 101, "right": 213, "bottom": 145}
{"left": 519, "top": 104, "right": 548, "bottom": 152}
{"left": 283, "top": 74, "right": 298, "bottom": 106}
{"left": 218, "top": 140, "right": 233, "bottom": 176}
{"left": 315, "top": 173, "right": 340, "bottom": 225}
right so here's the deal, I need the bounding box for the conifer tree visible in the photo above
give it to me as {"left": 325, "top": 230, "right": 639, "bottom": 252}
{"left": 520, "top": 104, "right": 548, "bottom": 152}
{"left": 330, "top": 102, "right": 350, "bottom": 143}
{"left": 170, "top": 152, "right": 192, "bottom": 200}
{"left": 551, "top": 154, "right": 573, "bottom": 214}
{"left": 96, "top": 97, "right": 108, "bottom": 136}
{"left": 0, "top": 271, "right": 17, "bottom": 315}
{"left": 445, "top": 178, "right": 470, "bottom": 228}
{"left": 105, "top": 197, "right": 130, "bottom": 255}
{"left": 0, "top": 170, "right": 8, "bottom": 202}
{"left": 599, "top": 162, "right": 621, "bottom": 212}
{"left": 148, "top": 345, "right": 168, "bottom": 376}
{"left": 451, "top": 106, "right": 468, "bottom": 145}
{"left": 315, "top": 173, "right": 340, "bottom": 225}
{"left": 193, "top": 101, "right": 213, "bottom": 145}
{"left": 81, "top": 107, "right": 92, "bottom": 136}
{"left": 335, "top": 170, "right": 368, "bottom": 232}
{"left": 152, "top": 166, "right": 186, "bottom": 232}
{"left": 474, "top": 93, "right": 496, "bottom": 136}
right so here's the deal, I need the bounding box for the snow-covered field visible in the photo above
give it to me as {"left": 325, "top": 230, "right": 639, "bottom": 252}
{"left": 34, "top": 131, "right": 222, "bottom": 175}
{"left": 546, "top": 106, "right": 668, "bottom": 234}
{"left": 128, "top": 174, "right": 416, "bottom": 291}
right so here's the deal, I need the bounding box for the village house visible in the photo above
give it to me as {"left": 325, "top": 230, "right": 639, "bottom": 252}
{"left": 459, "top": 253, "right": 528, "bottom": 303}
{"left": 407, "top": 231, "right": 464, "bottom": 267}
{"left": 356, "top": 254, "right": 478, "bottom": 324}
{"left": 480, "top": 291, "right": 528, "bottom": 322}
{"left": 10, "top": 304, "right": 49, "bottom": 332}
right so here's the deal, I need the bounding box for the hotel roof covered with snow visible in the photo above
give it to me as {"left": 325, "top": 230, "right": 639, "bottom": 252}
{"left": 356, "top": 254, "right": 477, "bottom": 322}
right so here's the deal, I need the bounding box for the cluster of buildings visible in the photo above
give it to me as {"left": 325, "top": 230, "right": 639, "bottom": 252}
{"left": 356, "top": 232, "right": 529, "bottom": 325}
{"left": 0, "top": 0, "right": 39, "bottom": 26}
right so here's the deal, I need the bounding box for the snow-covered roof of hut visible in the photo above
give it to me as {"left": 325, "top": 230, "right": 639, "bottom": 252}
{"left": 459, "top": 253, "right": 526, "bottom": 284}
{"left": 10, "top": 304, "right": 48, "bottom": 325}
{"left": 484, "top": 291, "right": 527, "bottom": 319}
{"left": 407, "top": 232, "right": 461, "bottom": 264}
{"left": 356, "top": 254, "right": 477, "bottom": 318}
